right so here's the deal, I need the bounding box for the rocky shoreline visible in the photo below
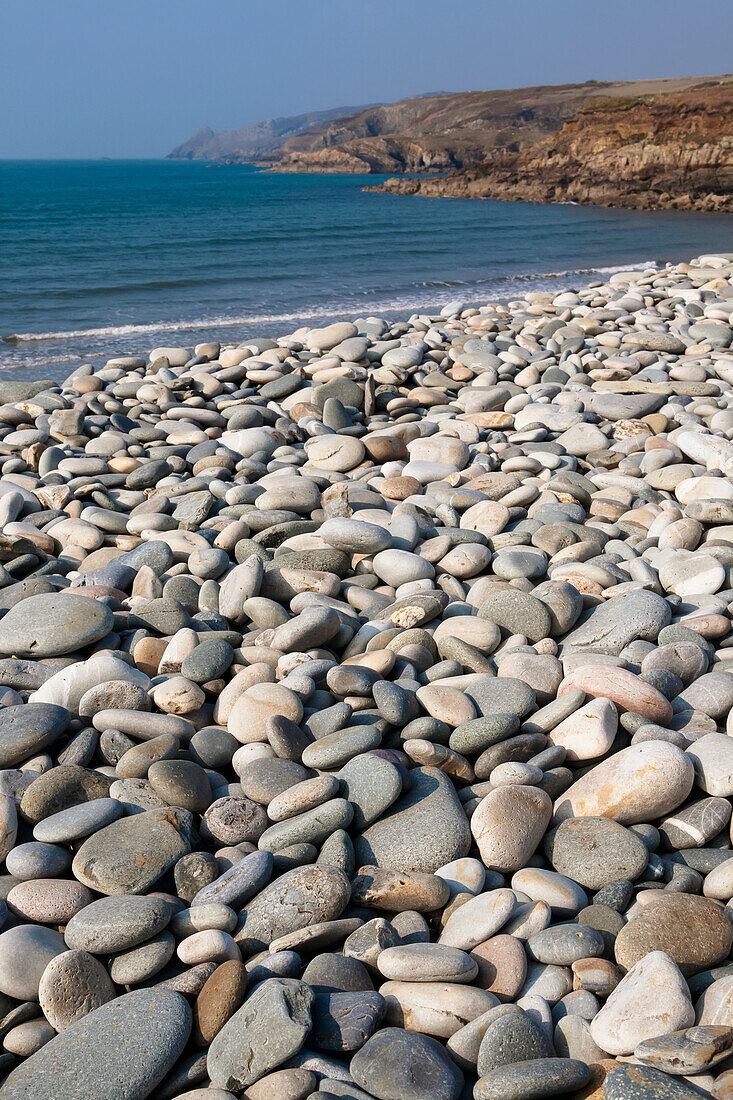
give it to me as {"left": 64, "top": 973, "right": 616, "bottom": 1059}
{"left": 0, "top": 255, "right": 733, "bottom": 1097}
{"left": 365, "top": 170, "right": 733, "bottom": 213}
{"left": 365, "top": 86, "right": 733, "bottom": 213}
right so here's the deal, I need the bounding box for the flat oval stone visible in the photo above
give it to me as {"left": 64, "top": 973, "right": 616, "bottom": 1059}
{"left": 440, "top": 889, "right": 517, "bottom": 952}
{"left": 6, "top": 840, "right": 70, "bottom": 880}
{"left": 559, "top": 665, "right": 673, "bottom": 724}
{"left": 148, "top": 758, "right": 212, "bottom": 813}
{"left": 7, "top": 878, "right": 93, "bottom": 924}
{"left": 470, "top": 786, "right": 552, "bottom": 872}
{"left": 0, "top": 924, "right": 66, "bottom": 1000}
{"left": 546, "top": 817, "right": 649, "bottom": 890}
{"left": 686, "top": 733, "right": 733, "bottom": 797}
{"left": 20, "top": 764, "right": 112, "bottom": 825}
{"left": 207, "top": 977, "right": 313, "bottom": 1091}
{"left": 0, "top": 703, "right": 70, "bottom": 767}
{"left": 561, "top": 590, "right": 672, "bottom": 655}
{"left": 380, "top": 979, "right": 497, "bottom": 1038}
{"left": 546, "top": 697, "right": 617, "bottom": 762}
{"left": 192, "top": 850, "right": 273, "bottom": 909}
{"left": 351, "top": 867, "right": 449, "bottom": 913}
{"left": 351, "top": 1027, "right": 464, "bottom": 1100}
{"left": 0, "top": 988, "right": 191, "bottom": 1100}
{"left": 258, "top": 798, "right": 354, "bottom": 853}
{"left": 378, "top": 944, "right": 477, "bottom": 984}
{"left": 228, "top": 683, "right": 303, "bottom": 745}
{"left": 615, "top": 894, "right": 733, "bottom": 975}
{"left": 511, "top": 869, "right": 587, "bottom": 918}
{"left": 301, "top": 728, "right": 381, "bottom": 770}
{"left": 109, "top": 929, "right": 176, "bottom": 984}
{"left": 234, "top": 865, "right": 350, "bottom": 954}
{"left": 476, "top": 1010, "right": 554, "bottom": 1075}
{"left": 194, "top": 958, "right": 248, "bottom": 1045}
{"left": 0, "top": 592, "right": 114, "bottom": 658}
{"left": 310, "top": 989, "right": 385, "bottom": 1052}
{"left": 450, "top": 714, "right": 520, "bottom": 756}
{"left": 72, "top": 806, "right": 191, "bottom": 895}
{"left": 33, "top": 797, "right": 123, "bottom": 843}
{"left": 527, "top": 924, "right": 605, "bottom": 966}
{"left": 65, "top": 894, "right": 172, "bottom": 953}
{"left": 474, "top": 1057, "right": 590, "bottom": 1100}
{"left": 554, "top": 742, "right": 694, "bottom": 825}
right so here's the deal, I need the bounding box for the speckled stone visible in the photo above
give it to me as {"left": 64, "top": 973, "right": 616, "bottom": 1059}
{"left": 615, "top": 893, "right": 733, "bottom": 975}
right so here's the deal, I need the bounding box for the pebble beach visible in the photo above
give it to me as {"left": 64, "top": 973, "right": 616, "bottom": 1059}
{"left": 1, "top": 252, "right": 733, "bottom": 1098}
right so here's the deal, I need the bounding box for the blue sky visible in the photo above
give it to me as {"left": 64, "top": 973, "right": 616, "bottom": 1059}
{"left": 2, "top": 0, "right": 732, "bottom": 158}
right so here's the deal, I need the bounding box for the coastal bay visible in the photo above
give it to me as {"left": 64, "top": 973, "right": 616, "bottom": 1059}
{"left": 2, "top": 162, "right": 733, "bottom": 382}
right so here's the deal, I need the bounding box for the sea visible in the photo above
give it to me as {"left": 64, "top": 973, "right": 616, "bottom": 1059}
{"left": 2, "top": 159, "right": 733, "bottom": 383}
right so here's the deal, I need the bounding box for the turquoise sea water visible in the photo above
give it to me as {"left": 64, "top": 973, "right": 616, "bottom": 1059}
{"left": 2, "top": 159, "right": 733, "bottom": 381}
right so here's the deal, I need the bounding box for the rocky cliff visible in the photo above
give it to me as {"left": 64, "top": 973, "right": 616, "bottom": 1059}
{"left": 365, "top": 84, "right": 733, "bottom": 212}
{"left": 267, "top": 75, "right": 732, "bottom": 176}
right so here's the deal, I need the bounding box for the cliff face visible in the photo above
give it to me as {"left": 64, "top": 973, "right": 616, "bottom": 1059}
{"left": 270, "top": 84, "right": 593, "bottom": 170}
{"left": 266, "top": 76, "right": 733, "bottom": 175}
{"left": 167, "top": 76, "right": 733, "bottom": 212}
{"left": 367, "top": 86, "right": 733, "bottom": 212}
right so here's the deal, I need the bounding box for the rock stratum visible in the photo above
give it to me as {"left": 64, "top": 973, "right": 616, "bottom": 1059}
{"left": 367, "top": 83, "right": 733, "bottom": 212}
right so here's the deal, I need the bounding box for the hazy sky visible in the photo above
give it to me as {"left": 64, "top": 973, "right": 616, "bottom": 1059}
{"left": 2, "top": 0, "right": 732, "bottom": 158}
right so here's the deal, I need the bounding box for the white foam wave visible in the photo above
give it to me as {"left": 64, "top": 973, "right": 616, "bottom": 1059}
{"left": 509, "top": 260, "right": 659, "bottom": 280}
{"left": 2, "top": 259, "right": 662, "bottom": 346}
{"left": 3, "top": 313, "right": 327, "bottom": 344}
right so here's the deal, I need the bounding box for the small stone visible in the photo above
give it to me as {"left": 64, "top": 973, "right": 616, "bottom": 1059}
{"left": 603, "top": 1064, "right": 708, "bottom": 1099}
{"left": 474, "top": 1057, "right": 590, "bottom": 1100}
{"left": 65, "top": 894, "right": 172, "bottom": 953}
{"left": 634, "top": 1024, "right": 733, "bottom": 1074}
{"left": 615, "top": 893, "right": 733, "bottom": 975}
{"left": 38, "top": 949, "right": 116, "bottom": 1030}
{"left": 590, "top": 950, "right": 694, "bottom": 1055}
{"left": 355, "top": 767, "right": 471, "bottom": 874}
{"left": 471, "top": 786, "right": 552, "bottom": 872}
{"left": 0, "top": 924, "right": 66, "bottom": 1000}
{"left": 193, "top": 959, "right": 248, "bottom": 1045}
{"left": 554, "top": 742, "right": 694, "bottom": 825}
{"left": 350, "top": 1027, "right": 464, "bottom": 1100}
{"left": 207, "top": 977, "right": 313, "bottom": 1090}
{"left": 440, "top": 889, "right": 517, "bottom": 951}
{"left": 546, "top": 817, "right": 648, "bottom": 890}
{"left": 72, "top": 807, "right": 191, "bottom": 895}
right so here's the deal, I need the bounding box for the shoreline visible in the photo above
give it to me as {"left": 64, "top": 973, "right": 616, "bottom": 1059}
{"left": 0, "top": 259, "right": 666, "bottom": 384}
{"left": 6, "top": 160, "right": 733, "bottom": 384}
{"left": 2, "top": 252, "right": 733, "bottom": 1094}
{"left": 363, "top": 172, "right": 733, "bottom": 213}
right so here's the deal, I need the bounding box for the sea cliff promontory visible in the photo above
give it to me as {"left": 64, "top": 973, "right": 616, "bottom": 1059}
{"left": 366, "top": 83, "right": 733, "bottom": 212}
